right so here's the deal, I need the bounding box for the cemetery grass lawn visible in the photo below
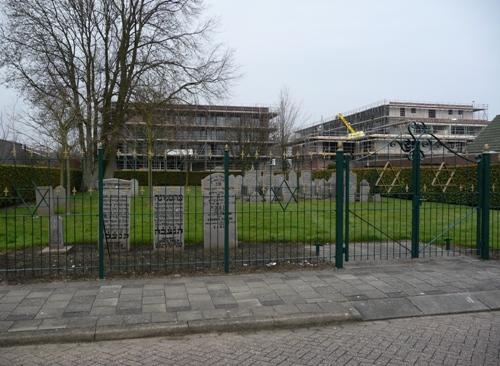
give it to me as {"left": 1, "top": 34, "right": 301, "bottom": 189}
{"left": 0, "top": 186, "right": 498, "bottom": 251}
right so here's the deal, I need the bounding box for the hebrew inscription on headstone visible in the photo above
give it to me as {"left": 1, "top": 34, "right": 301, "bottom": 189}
{"left": 201, "top": 173, "right": 237, "bottom": 250}
{"left": 103, "top": 182, "right": 130, "bottom": 251}
{"left": 153, "top": 186, "right": 184, "bottom": 249}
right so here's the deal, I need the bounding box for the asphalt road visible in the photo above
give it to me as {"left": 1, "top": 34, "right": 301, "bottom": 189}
{"left": 1, "top": 311, "right": 499, "bottom": 366}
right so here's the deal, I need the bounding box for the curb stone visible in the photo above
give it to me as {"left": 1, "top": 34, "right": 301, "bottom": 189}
{"left": 0, "top": 311, "right": 362, "bottom": 347}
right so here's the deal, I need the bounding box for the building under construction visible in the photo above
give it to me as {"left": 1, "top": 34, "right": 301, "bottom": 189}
{"left": 117, "top": 104, "right": 277, "bottom": 171}
{"left": 291, "top": 100, "right": 489, "bottom": 168}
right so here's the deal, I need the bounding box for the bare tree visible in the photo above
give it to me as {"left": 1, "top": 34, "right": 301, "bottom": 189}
{"left": 272, "top": 87, "right": 302, "bottom": 170}
{"left": 0, "top": 0, "right": 236, "bottom": 188}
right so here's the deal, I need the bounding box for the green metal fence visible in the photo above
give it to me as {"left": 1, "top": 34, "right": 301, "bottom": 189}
{"left": 0, "top": 125, "right": 498, "bottom": 280}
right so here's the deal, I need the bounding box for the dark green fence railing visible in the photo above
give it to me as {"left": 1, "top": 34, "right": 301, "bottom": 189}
{"left": 0, "top": 138, "right": 498, "bottom": 280}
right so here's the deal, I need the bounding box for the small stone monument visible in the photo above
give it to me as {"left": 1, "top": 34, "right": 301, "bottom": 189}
{"left": 42, "top": 215, "right": 71, "bottom": 253}
{"left": 130, "top": 179, "right": 140, "bottom": 196}
{"left": 242, "top": 167, "right": 258, "bottom": 197}
{"left": 202, "top": 173, "right": 237, "bottom": 250}
{"left": 35, "top": 186, "right": 54, "bottom": 216}
{"left": 103, "top": 181, "right": 130, "bottom": 250}
{"left": 299, "top": 171, "right": 313, "bottom": 199}
{"left": 53, "top": 185, "right": 66, "bottom": 210}
{"left": 360, "top": 179, "right": 371, "bottom": 202}
{"left": 153, "top": 186, "right": 184, "bottom": 249}
{"left": 373, "top": 193, "right": 382, "bottom": 202}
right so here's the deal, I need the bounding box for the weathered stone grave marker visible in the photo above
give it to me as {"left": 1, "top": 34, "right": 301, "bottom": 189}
{"left": 360, "top": 179, "right": 371, "bottom": 202}
{"left": 103, "top": 179, "right": 131, "bottom": 250}
{"left": 153, "top": 186, "right": 184, "bottom": 249}
{"left": 201, "top": 173, "right": 237, "bottom": 250}
{"left": 35, "top": 186, "right": 54, "bottom": 216}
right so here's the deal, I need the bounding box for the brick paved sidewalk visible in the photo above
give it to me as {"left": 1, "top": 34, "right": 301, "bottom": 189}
{"left": 0, "top": 256, "right": 499, "bottom": 346}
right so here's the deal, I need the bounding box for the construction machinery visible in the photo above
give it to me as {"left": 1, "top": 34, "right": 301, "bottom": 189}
{"left": 337, "top": 113, "right": 366, "bottom": 140}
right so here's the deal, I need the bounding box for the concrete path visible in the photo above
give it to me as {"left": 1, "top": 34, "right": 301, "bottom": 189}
{"left": 0, "top": 256, "right": 499, "bottom": 346}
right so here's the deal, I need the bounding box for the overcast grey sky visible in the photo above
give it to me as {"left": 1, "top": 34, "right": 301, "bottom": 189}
{"left": 0, "top": 0, "right": 498, "bottom": 128}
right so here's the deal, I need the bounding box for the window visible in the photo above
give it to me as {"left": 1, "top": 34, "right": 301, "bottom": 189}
{"left": 458, "top": 110, "right": 463, "bottom": 116}
{"left": 428, "top": 109, "right": 436, "bottom": 118}
{"left": 448, "top": 110, "right": 453, "bottom": 115}
{"left": 451, "top": 126, "right": 465, "bottom": 135}
{"left": 400, "top": 108, "right": 405, "bottom": 117}
{"left": 411, "top": 108, "right": 416, "bottom": 114}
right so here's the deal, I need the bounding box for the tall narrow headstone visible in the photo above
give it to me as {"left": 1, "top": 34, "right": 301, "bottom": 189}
{"left": 42, "top": 215, "right": 71, "bottom": 253}
{"left": 35, "top": 186, "right": 54, "bottom": 216}
{"left": 53, "top": 185, "right": 66, "bottom": 210}
{"left": 153, "top": 186, "right": 184, "bottom": 249}
{"left": 202, "top": 173, "right": 237, "bottom": 249}
{"left": 360, "top": 179, "right": 371, "bottom": 202}
{"left": 299, "top": 171, "right": 313, "bottom": 199}
{"left": 103, "top": 182, "right": 130, "bottom": 250}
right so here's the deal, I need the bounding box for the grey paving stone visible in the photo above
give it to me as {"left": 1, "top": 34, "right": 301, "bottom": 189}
{"left": 473, "top": 290, "right": 500, "bottom": 310}
{"left": 142, "top": 304, "right": 167, "bottom": 313}
{"left": 90, "top": 307, "right": 116, "bottom": 316}
{"left": 273, "top": 304, "right": 300, "bottom": 315}
{"left": 353, "top": 298, "right": 422, "bottom": 320}
{"left": 26, "top": 291, "right": 53, "bottom": 299}
{"left": 214, "top": 303, "right": 238, "bottom": 310}
{"left": 151, "top": 312, "right": 177, "bottom": 323}
{"left": 0, "top": 320, "right": 14, "bottom": 331}
{"left": 124, "top": 314, "right": 152, "bottom": 325}
{"left": 97, "top": 315, "right": 125, "bottom": 327}
{"left": 8, "top": 319, "right": 42, "bottom": 332}
{"left": 38, "top": 318, "right": 68, "bottom": 330}
{"left": 142, "top": 296, "right": 165, "bottom": 305}
{"left": 93, "top": 298, "right": 119, "bottom": 307}
{"left": 177, "top": 310, "right": 203, "bottom": 321}
{"left": 409, "top": 293, "right": 489, "bottom": 315}
{"left": 202, "top": 309, "right": 229, "bottom": 319}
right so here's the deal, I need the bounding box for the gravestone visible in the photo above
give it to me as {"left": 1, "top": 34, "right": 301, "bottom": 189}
{"left": 360, "top": 179, "right": 371, "bottom": 202}
{"left": 326, "top": 173, "right": 336, "bottom": 198}
{"left": 35, "top": 186, "right": 54, "bottom": 216}
{"left": 130, "top": 179, "right": 140, "bottom": 196}
{"left": 373, "top": 193, "right": 382, "bottom": 202}
{"left": 245, "top": 191, "right": 263, "bottom": 202}
{"left": 233, "top": 175, "right": 243, "bottom": 198}
{"left": 153, "top": 186, "right": 184, "bottom": 249}
{"left": 299, "top": 171, "right": 313, "bottom": 199}
{"left": 314, "top": 178, "right": 326, "bottom": 198}
{"left": 42, "top": 215, "right": 72, "bottom": 253}
{"left": 261, "top": 172, "right": 272, "bottom": 189}
{"left": 349, "top": 172, "right": 357, "bottom": 202}
{"left": 202, "top": 173, "right": 237, "bottom": 249}
{"left": 53, "top": 185, "right": 66, "bottom": 210}
{"left": 282, "top": 171, "right": 298, "bottom": 203}
{"left": 103, "top": 184, "right": 130, "bottom": 250}
{"left": 242, "top": 167, "right": 258, "bottom": 197}
{"left": 263, "top": 188, "right": 275, "bottom": 202}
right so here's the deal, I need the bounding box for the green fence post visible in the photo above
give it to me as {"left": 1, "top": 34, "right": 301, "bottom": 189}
{"left": 335, "top": 143, "right": 344, "bottom": 269}
{"left": 98, "top": 144, "right": 105, "bottom": 279}
{"left": 344, "top": 155, "right": 350, "bottom": 262}
{"left": 223, "top": 145, "right": 230, "bottom": 273}
{"left": 480, "top": 149, "right": 491, "bottom": 260}
{"left": 476, "top": 157, "right": 483, "bottom": 256}
{"left": 411, "top": 141, "right": 421, "bottom": 258}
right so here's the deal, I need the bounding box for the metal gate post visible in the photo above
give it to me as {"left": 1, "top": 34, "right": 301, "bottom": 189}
{"left": 335, "top": 143, "right": 344, "bottom": 269}
{"left": 223, "top": 145, "right": 230, "bottom": 273}
{"left": 480, "top": 150, "right": 491, "bottom": 260}
{"left": 411, "top": 141, "right": 421, "bottom": 258}
{"left": 476, "top": 157, "right": 484, "bottom": 256}
{"left": 344, "top": 155, "right": 350, "bottom": 262}
{"left": 98, "top": 145, "right": 105, "bottom": 279}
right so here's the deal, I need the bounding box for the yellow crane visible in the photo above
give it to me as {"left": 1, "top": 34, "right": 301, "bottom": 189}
{"left": 337, "top": 113, "right": 365, "bottom": 139}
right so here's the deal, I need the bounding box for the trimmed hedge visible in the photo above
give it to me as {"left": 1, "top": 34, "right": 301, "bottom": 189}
{"left": 315, "top": 164, "right": 500, "bottom": 207}
{"left": 0, "top": 164, "right": 82, "bottom": 208}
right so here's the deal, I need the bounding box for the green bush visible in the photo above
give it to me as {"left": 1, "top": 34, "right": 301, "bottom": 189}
{"left": 0, "top": 164, "right": 82, "bottom": 208}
